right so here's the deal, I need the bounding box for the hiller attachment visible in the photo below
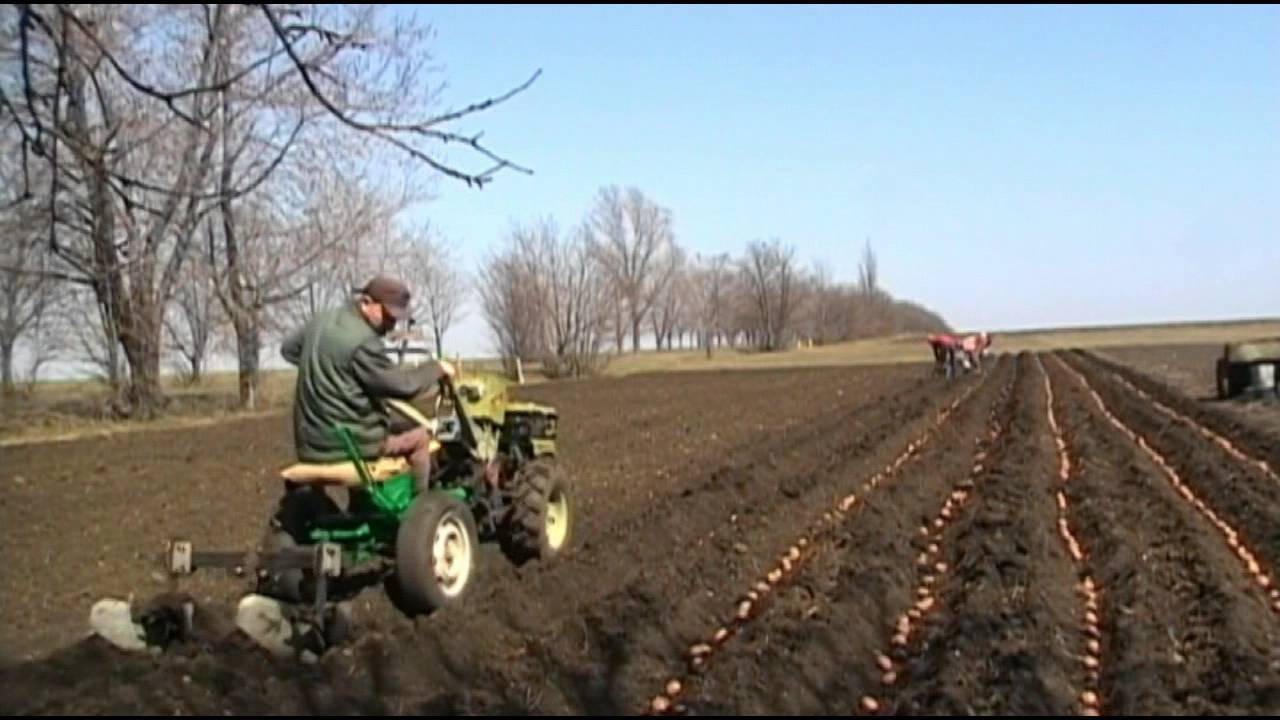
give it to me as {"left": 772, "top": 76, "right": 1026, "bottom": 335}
{"left": 164, "top": 539, "right": 348, "bottom": 658}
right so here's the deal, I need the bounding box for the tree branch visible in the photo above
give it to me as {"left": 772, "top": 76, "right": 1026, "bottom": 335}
{"left": 17, "top": 4, "right": 49, "bottom": 150}
{"left": 260, "top": 281, "right": 311, "bottom": 306}
{"left": 59, "top": 9, "right": 205, "bottom": 127}
{"left": 421, "top": 68, "right": 542, "bottom": 129}
{"left": 257, "top": 3, "right": 536, "bottom": 188}
{"left": 0, "top": 262, "right": 94, "bottom": 286}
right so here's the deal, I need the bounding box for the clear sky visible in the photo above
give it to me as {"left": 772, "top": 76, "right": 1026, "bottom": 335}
{"left": 394, "top": 4, "right": 1278, "bottom": 357}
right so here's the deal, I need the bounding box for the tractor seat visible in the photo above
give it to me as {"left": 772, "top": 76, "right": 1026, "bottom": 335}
{"left": 279, "top": 457, "right": 411, "bottom": 487}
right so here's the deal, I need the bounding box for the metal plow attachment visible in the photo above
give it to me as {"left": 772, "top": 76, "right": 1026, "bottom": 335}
{"left": 232, "top": 593, "right": 350, "bottom": 662}
{"left": 89, "top": 540, "right": 351, "bottom": 662}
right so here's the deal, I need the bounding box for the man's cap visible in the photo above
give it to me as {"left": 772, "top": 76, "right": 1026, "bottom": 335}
{"left": 356, "top": 275, "right": 411, "bottom": 320}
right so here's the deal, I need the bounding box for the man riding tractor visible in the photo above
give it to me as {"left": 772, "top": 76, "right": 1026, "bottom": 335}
{"left": 280, "top": 275, "right": 455, "bottom": 495}
{"left": 145, "top": 276, "right": 569, "bottom": 657}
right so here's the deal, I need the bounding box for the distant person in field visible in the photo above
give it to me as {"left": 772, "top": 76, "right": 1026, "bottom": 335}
{"left": 961, "top": 332, "right": 993, "bottom": 370}
{"left": 928, "top": 333, "right": 960, "bottom": 377}
{"left": 929, "top": 332, "right": 992, "bottom": 377}
{"left": 280, "top": 275, "right": 455, "bottom": 492}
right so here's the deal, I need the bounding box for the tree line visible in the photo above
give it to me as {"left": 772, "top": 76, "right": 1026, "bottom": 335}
{"left": 478, "top": 185, "right": 950, "bottom": 379}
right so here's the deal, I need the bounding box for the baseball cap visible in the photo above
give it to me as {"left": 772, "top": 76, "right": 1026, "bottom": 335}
{"left": 356, "top": 275, "right": 411, "bottom": 320}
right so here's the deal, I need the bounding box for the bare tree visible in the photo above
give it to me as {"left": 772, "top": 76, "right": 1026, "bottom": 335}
{"left": 854, "top": 238, "right": 890, "bottom": 336}
{"left": 3, "top": 5, "right": 539, "bottom": 202}
{"left": 588, "top": 186, "right": 678, "bottom": 352}
{"left": 691, "top": 253, "right": 731, "bottom": 359}
{"left": 3, "top": 4, "right": 538, "bottom": 416}
{"left": 4, "top": 5, "right": 225, "bottom": 416}
{"left": 481, "top": 218, "right": 608, "bottom": 378}
{"left": 281, "top": 178, "right": 408, "bottom": 328}
{"left": 534, "top": 221, "right": 607, "bottom": 377}
{"left": 407, "top": 227, "right": 467, "bottom": 359}
{"left": 205, "top": 5, "right": 326, "bottom": 409}
{"left": 649, "top": 246, "right": 686, "bottom": 351}
{"left": 19, "top": 296, "right": 64, "bottom": 390}
{"left": 478, "top": 244, "right": 542, "bottom": 377}
{"left": 0, "top": 157, "right": 52, "bottom": 395}
{"left": 603, "top": 292, "right": 626, "bottom": 355}
{"left": 857, "top": 238, "right": 879, "bottom": 298}
{"left": 807, "top": 259, "right": 842, "bottom": 345}
{"left": 770, "top": 244, "right": 950, "bottom": 344}
{"left": 891, "top": 299, "right": 951, "bottom": 334}
{"left": 674, "top": 263, "right": 702, "bottom": 350}
{"left": 740, "top": 239, "right": 799, "bottom": 351}
{"left": 163, "top": 256, "right": 222, "bottom": 385}
{"left": 61, "top": 285, "right": 123, "bottom": 389}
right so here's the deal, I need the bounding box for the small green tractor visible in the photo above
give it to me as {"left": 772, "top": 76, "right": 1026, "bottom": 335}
{"left": 163, "top": 371, "right": 572, "bottom": 653}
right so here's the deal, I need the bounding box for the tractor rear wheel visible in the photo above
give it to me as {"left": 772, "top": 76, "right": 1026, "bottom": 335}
{"left": 394, "top": 492, "right": 479, "bottom": 614}
{"left": 503, "top": 458, "right": 574, "bottom": 564}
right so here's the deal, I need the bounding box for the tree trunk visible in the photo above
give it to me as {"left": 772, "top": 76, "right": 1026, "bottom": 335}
{"left": 434, "top": 326, "right": 444, "bottom": 359}
{"left": 1, "top": 338, "right": 14, "bottom": 396}
{"left": 118, "top": 310, "right": 166, "bottom": 412}
{"left": 632, "top": 315, "right": 642, "bottom": 353}
{"left": 121, "top": 325, "right": 164, "bottom": 419}
{"left": 234, "top": 314, "right": 261, "bottom": 410}
{"left": 69, "top": 68, "right": 166, "bottom": 419}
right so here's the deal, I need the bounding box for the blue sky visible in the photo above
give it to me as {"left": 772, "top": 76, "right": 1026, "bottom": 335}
{"left": 393, "top": 4, "right": 1279, "bottom": 357}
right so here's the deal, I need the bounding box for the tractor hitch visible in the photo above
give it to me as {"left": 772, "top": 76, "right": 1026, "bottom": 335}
{"left": 165, "top": 539, "right": 343, "bottom": 579}
{"left": 163, "top": 539, "right": 347, "bottom": 658}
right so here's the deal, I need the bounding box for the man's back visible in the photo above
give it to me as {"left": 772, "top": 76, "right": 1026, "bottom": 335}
{"left": 286, "top": 303, "right": 386, "bottom": 462}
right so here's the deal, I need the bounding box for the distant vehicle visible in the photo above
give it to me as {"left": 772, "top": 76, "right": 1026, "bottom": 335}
{"left": 1216, "top": 338, "right": 1280, "bottom": 400}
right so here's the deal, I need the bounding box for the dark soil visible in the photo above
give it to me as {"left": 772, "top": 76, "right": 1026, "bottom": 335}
{"left": 1045, "top": 355, "right": 1280, "bottom": 714}
{"left": 1095, "top": 343, "right": 1280, "bottom": 443}
{"left": 5, "top": 351, "right": 1280, "bottom": 715}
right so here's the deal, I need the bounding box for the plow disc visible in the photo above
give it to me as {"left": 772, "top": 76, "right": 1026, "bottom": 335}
{"left": 89, "top": 592, "right": 350, "bottom": 663}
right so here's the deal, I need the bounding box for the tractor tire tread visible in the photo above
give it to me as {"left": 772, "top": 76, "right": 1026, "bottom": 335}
{"left": 505, "top": 458, "right": 572, "bottom": 562}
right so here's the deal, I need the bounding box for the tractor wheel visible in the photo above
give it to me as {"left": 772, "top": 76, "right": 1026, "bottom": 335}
{"left": 394, "top": 492, "right": 479, "bottom": 614}
{"left": 504, "top": 458, "right": 574, "bottom": 564}
{"left": 258, "top": 486, "right": 339, "bottom": 602}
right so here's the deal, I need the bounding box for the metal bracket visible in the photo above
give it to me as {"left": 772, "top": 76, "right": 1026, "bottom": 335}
{"left": 167, "top": 540, "right": 193, "bottom": 575}
{"left": 161, "top": 538, "right": 349, "bottom": 655}
{"left": 318, "top": 542, "right": 343, "bottom": 577}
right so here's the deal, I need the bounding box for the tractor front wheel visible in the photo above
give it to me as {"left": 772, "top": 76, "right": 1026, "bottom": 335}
{"left": 395, "top": 493, "right": 479, "bottom": 614}
{"left": 503, "top": 458, "right": 574, "bottom": 564}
